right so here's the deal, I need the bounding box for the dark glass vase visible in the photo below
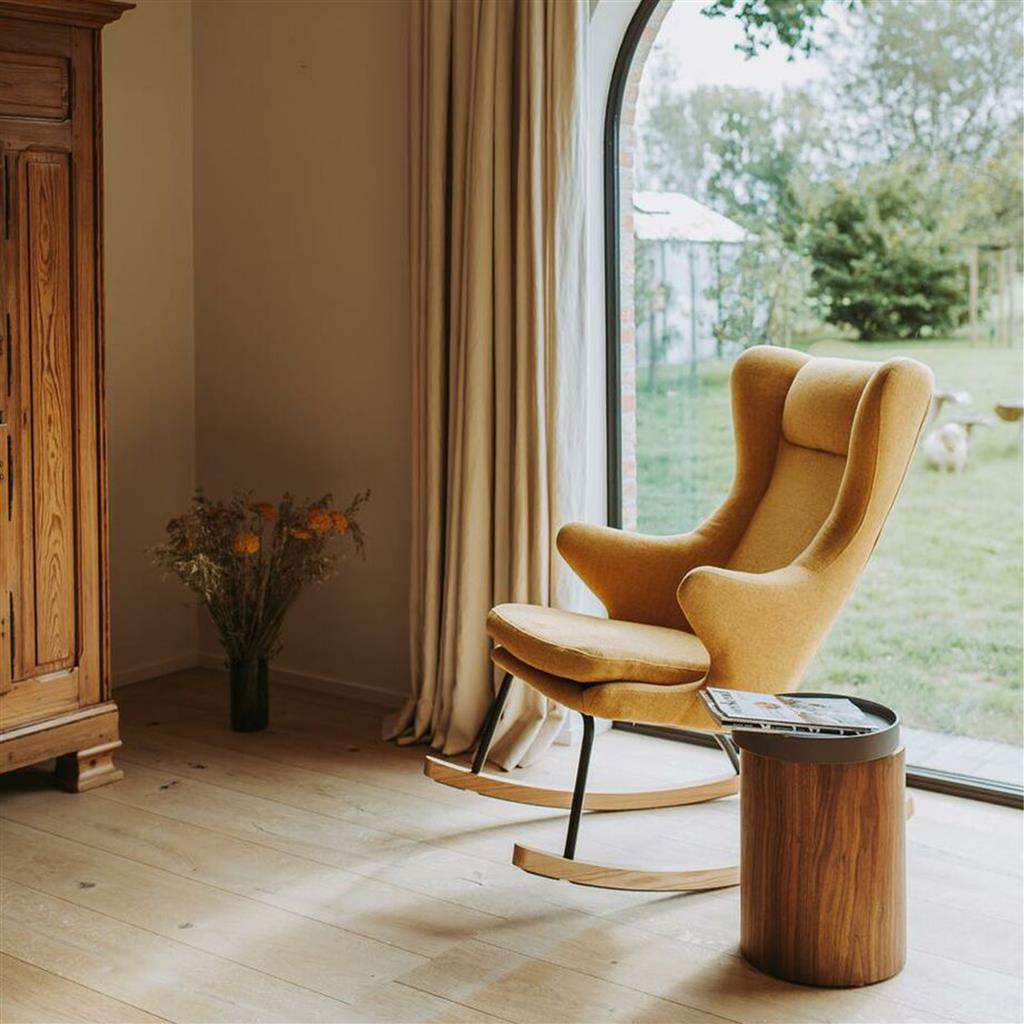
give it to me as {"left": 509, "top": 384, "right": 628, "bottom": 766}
{"left": 229, "top": 657, "right": 269, "bottom": 733}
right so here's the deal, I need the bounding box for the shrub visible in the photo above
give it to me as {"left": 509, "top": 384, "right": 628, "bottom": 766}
{"left": 804, "top": 165, "right": 966, "bottom": 340}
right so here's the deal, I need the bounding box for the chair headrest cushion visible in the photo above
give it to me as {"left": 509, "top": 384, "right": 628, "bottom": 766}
{"left": 782, "top": 357, "right": 876, "bottom": 456}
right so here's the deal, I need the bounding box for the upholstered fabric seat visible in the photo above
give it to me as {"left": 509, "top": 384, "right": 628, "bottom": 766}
{"left": 490, "top": 644, "right": 718, "bottom": 731}
{"left": 487, "top": 604, "right": 710, "bottom": 685}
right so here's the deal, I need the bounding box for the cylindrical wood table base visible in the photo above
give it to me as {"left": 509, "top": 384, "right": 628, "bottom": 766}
{"left": 740, "top": 746, "right": 906, "bottom": 987}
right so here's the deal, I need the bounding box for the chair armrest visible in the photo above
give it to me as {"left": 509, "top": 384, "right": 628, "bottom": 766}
{"left": 677, "top": 563, "right": 837, "bottom": 693}
{"left": 557, "top": 522, "right": 723, "bottom": 629}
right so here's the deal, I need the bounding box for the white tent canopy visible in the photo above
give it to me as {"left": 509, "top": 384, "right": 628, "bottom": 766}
{"left": 634, "top": 190, "right": 747, "bottom": 244}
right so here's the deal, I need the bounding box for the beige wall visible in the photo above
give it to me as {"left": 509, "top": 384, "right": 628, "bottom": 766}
{"left": 103, "top": 0, "right": 198, "bottom": 686}
{"left": 192, "top": 0, "right": 411, "bottom": 700}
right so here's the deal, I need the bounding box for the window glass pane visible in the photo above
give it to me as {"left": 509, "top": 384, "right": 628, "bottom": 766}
{"left": 620, "top": 0, "right": 1023, "bottom": 787}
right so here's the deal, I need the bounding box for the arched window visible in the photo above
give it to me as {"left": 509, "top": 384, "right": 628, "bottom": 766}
{"left": 604, "top": 0, "right": 1024, "bottom": 802}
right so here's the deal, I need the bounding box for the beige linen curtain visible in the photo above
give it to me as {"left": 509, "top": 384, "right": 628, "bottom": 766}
{"left": 392, "top": 0, "right": 589, "bottom": 768}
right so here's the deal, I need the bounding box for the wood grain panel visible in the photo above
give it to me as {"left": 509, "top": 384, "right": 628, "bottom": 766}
{"left": 0, "top": 421, "right": 10, "bottom": 696}
{"left": 0, "top": 667, "right": 78, "bottom": 730}
{"left": 69, "top": 25, "right": 101, "bottom": 706}
{"left": 740, "top": 748, "right": 906, "bottom": 987}
{"left": 0, "top": 17, "right": 71, "bottom": 60}
{"left": 23, "top": 152, "right": 76, "bottom": 671}
{"left": 0, "top": 51, "right": 68, "bottom": 120}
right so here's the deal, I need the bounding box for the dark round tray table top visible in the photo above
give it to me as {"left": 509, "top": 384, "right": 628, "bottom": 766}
{"left": 730, "top": 692, "right": 900, "bottom": 765}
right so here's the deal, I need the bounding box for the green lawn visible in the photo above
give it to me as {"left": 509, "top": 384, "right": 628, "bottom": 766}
{"left": 635, "top": 339, "right": 1024, "bottom": 744}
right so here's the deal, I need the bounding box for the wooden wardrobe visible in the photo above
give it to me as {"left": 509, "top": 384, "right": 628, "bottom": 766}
{"left": 0, "top": 0, "right": 131, "bottom": 790}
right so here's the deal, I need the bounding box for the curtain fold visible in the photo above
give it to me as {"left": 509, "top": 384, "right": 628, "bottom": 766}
{"left": 394, "top": 0, "right": 589, "bottom": 769}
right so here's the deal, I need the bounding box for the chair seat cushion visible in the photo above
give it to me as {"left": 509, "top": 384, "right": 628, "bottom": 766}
{"left": 486, "top": 603, "right": 710, "bottom": 685}
{"left": 491, "top": 646, "right": 719, "bottom": 731}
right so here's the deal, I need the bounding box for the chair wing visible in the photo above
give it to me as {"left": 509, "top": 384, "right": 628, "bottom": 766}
{"left": 678, "top": 355, "right": 934, "bottom": 692}
{"left": 556, "top": 524, "right": 726, "bottom": 630}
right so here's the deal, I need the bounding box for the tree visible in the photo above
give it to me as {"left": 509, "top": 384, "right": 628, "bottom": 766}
{"left": 825, "top": 0, "right": 1024, "bottom": 169}
{"left": 804, "top": 163, "right": 966, "bottom": 340}
{"left": 702, "top": 0, "right": 834, "bottom": 58}
{"left": 638, "top": 82, "right": 826, "bottom": 345}
{"left": 943, "top": 124, "right": 1024, "bottom": 251}
{"left": 639, "top": 81, "right": 823, "bottom": 241}
{"left": 708, "top": 232, "right": 814, "bottom": 349}
{"left": 636, "top": 0, "right": 1021, "bottom": 343}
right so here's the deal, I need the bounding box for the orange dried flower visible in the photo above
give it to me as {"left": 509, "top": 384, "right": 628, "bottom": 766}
{"left": 306, "top": 509, "right": 333, "bottom": 534}
{"left": 252, "top": 502, "right": 278, "bottom": 522}
{"left": 331, "top": 511, "right": 349, "bottom": 533}
{"left": 290, "top": 528, "right": 313, "bottom": 541}
{"left": 232, "top": 531, "right": 260, "bottom": 555}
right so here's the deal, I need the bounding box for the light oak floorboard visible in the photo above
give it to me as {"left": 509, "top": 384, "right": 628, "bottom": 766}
{"left": 0, "top": 880, "right": 355, "bottom": 1023}
{"left": 0, "top": 880, "right": 498, "bottom": 1024}
{"left": 464, "top": 910, "right": 953, "bottom": 1023}
{"left": 107, "top": 718, "right": 688, "bottom": 920}
{"left": 0, "top": 953, "right": 166, "bottom": 1024}
{"left": 0, "top": 820, "right": 427, "bottom": 1000}
{"left": 0, "top": 775, "right": 497, "bottom": 960}
{"left": 0, "top": 669, "right": 1019, "bottom": 1024}
{"left": 397, "top": 939, "right": 735, "bottom": 1024}
{"left": 118, "top": 685, "right": 744, "bottom": 877}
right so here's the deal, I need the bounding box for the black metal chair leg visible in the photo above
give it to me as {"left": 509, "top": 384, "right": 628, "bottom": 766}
{"left": 715, "top": 733, "right": 740, "bottom": 775}
{"left": 471, "top": 672, "right": 514, "bottom": 774}
{"left": 563, "top": 714, "right": 595, "bottom": 860}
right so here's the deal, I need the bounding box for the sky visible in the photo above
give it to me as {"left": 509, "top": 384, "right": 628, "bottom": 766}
{"left": 640, "top": 0, "right": 832, "bottom": 100}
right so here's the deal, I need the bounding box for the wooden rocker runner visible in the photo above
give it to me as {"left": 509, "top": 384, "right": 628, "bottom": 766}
{"left": 425, "top": 347, "right": 934, "bottom": 892}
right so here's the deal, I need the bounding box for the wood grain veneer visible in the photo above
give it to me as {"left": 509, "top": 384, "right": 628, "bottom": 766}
{"left": 0, "top": 51, "right": 68, "bottom": 120}
{"left": 740, "top": 747, "right": 906, "bottom": 987}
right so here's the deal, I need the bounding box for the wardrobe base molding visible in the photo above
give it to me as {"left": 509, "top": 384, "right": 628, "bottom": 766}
{"left": 55, "top": 739, "right": 124, "bottom": 792}
{"left": 0, "top": 703, "right": 123, "bottom": 789}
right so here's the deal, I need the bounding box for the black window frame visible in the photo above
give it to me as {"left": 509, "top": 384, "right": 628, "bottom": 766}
{"left": 602, "top": 0, "right": 1022, "bottom": 809}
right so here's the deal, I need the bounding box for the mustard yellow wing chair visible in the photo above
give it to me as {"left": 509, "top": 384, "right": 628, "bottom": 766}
{"left": 425, "top": 346, "right": 934, "bottom": 892}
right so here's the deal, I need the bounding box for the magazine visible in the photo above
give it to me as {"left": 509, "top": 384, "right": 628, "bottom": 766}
{"left": 700, "top": 687, "right": 876, "bottom": 735}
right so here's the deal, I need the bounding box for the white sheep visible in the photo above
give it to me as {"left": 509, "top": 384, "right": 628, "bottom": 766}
{"left": 922, "top": 415, "right": 992, "bottom": 472}
{"left": 923, "top": 422, "right": 971, "bottom": 472}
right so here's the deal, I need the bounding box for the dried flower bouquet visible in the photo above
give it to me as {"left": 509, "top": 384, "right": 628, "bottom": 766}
{"left": 155, "top": 489, "right": 369, "bottom": 730}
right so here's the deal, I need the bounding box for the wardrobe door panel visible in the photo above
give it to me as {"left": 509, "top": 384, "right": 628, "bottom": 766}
{"left": 22, "top": 150, "right": 76, "bottom": 673}
{"left": 13, "top": 149, "right": 77, "bottom": 679}
{"left": 0, "top": 419, "right": 10, "bottom": 697}
{"left": 0, "top": 51, "right": 69, "bottom": 120}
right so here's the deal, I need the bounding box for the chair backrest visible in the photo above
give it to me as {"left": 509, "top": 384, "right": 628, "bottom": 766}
{"left": 665, "top": 346, "right": 934, "bottom": 693}
{"left": 720, "top": 347, "right": 932, "bottom": 580}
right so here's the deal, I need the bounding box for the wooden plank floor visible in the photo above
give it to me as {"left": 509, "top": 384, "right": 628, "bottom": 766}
{"left": 1, "top": 669, "right": 1021, "bottom": 1024}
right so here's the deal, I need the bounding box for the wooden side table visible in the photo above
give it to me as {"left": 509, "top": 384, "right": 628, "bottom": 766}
{"left": 735, "top": 696, "right": 905, "bottom": 988}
